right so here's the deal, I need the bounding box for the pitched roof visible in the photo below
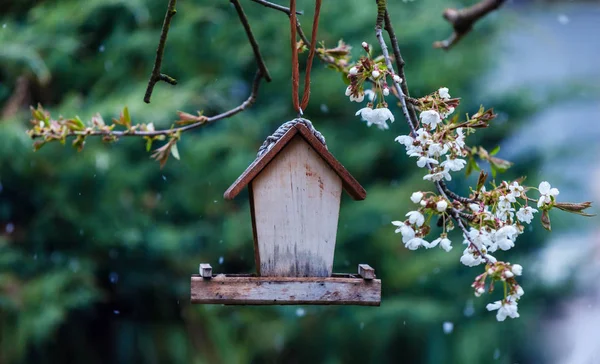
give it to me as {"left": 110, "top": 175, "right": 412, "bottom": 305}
{"left": 224, "top": 124, "right": 366, "bottom": 200}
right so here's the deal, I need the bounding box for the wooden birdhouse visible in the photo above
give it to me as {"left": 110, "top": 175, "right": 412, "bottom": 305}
{"left": 191, "top": 120, "right": 381, "bottom": 306}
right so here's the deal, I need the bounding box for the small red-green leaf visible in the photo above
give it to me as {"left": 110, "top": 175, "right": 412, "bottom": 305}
{"left": 541, "top": 210, "right": 551, "bottom": 231}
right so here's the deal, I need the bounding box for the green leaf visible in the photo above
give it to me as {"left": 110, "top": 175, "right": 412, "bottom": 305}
{"left": 145, "top": 137, "right": 153, "bottom": 152}
{"left": 123, "top": 106, "right": 131, "bottom": 127}
{"left": 170, "top": 143, "right": 180, "bottom": 160}
{"left": 490, "top": 145, "right": 500, "bottom": 156}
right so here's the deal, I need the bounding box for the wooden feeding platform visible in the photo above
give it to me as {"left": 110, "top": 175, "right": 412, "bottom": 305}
{"left": 191, "top": 264, "right": 380, "bottom": 306}
{"left": 191, "top": 120, "right": 381, "bottom": 306}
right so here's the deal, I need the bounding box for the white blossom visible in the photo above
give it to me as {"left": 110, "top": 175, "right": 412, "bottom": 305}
{"left": 514, "top": 285, "right": 524, "bottom": 298}
{"left": 395, "top": 135, "right": 413, "bottom": 147}
{"left": 428, "top": 143, "right": 449, "bottom": 158}
{"left": 406, "top": 211, "right": 425, "bottom": 227}
{"left": 348, "top": 67, "right": 358, "bottom": 76}
{"left": 361, "top": 41, "right": 368, "bottom": 48}
{"left": 454, "top": 127, "right": 465, "bottom": 148}
{"left": 415, "top": 128, "right": 430, "bottom": 145}
{"left": 405, "top": 237, "right": 428, "bottom": 250}
{"left": 420, "top": 110, "right": 442, "bottom": 130}
{"left": 345, "top": 86, "right": 352, "bottom": 96}
{"left": 436, "top": 200, "right": 448, "bottom": 212}
{"left": 371, "top": 70, "right": 381, "bottom": 78}
{"left": 423, "top": 169, "right": 451, "bottom": 182}
{"left": 349, "top": 93, "right": 365, "bottom": 103}
{"left": 494, "top": 225, "right": 518, "bottom": 251}
{"left": 429, "top": 236, "right": 452, "bottom": 252}
{"left": 537, "top": 181, "right": 559, "bottom": 208}
{"left": 511, "top": 264, "right": 523, "bottom": 276}
{"left": 442, "top": 107, "right": 455, "bottom": 119}
{"left": 516, "top": 206, "right": 537, "bottom": 224}
{"left": 441, "top": 156, "right": 466, "bottom": 172}
{"left": 438, "top": 87, "right": 451, "bottom": 100}
{"left": 460, "top": 249, "right": 482, "bottom": 267}
{"left": 356, "top": 107, "right": 394, "bottom": 129}
{"left": 364, "top": 89, "right": 376, "bottom": 102}
{"left": 410, "top": 192, "right": 423, "bottom": 204}
{"left": 420, "top": 200, "right": 427, "bottom": 207}
{"left": 392, "top": 221, "right": 415, "bottom": 243}
{"left": 440, "top": 237, "right": 452, "bottom": 252}
{"left": 504, "top": 270, "right": 514, "bottom": 278}
{"left": 475, "top": 287, "right": 485, "bottom": 297}
{"left": 416, "top": 156, "right": 439, "bottom": 168}
{"left": 508, "top": 181, "right": 524, "bottom": 200}
{"left": 393, "top": 75, "right": 402, "bottom": 83}
{"left": 383, "top": 87, "right": 390, "bottom": 96}
{"left": 486, "top": 298, "right": 520, "bottom": 322}
{"left": 146, "top": 122, "right": 155, "bottom": 132}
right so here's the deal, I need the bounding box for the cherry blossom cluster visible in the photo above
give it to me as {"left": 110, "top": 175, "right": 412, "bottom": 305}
{"left": 344, "top": 42, "right": 402, "bottom": 130}
{"left": 383, "top": 87, "right": 593, "bottom": 321}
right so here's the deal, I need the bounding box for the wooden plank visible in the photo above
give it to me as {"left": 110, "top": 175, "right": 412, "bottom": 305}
{"left": 199, "top": 263, "right": 212, "bottom": 278}
{"left": 247, "top": 183, "right": 261, "bottom": 275}
{"left": 252, "top": 136, "right": 342, "bottom": 277}
{"left": 358, "top": 264, "right": 375, "bottom": 280}
{"left": 190, "top": 275, "right": 381, "bottom": 306}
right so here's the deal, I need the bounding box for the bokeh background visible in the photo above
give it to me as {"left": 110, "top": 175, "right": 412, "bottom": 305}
{"left": 0, "top": 0, "right": 599, "bottom": 363}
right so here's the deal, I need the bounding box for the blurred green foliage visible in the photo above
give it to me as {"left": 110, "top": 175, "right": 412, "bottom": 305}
{"left": 0, "top": 0, "right": 559, "bottom": 363}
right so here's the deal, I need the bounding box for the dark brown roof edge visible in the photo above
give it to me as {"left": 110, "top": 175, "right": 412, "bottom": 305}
{"left": 224, "top": 124, "right": 366, "bottom": 201}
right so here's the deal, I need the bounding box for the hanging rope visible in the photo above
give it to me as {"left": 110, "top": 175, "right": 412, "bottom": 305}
{"left": 290, "top": 0, "right": 322, "bottom": 115}
{"left": 257, "top": 118, "right": 326, "bottom": 157}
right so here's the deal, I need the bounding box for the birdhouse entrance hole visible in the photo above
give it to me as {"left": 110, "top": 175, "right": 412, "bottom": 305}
{"left": 191, "top": 120, "right": 382, "bottom": 306}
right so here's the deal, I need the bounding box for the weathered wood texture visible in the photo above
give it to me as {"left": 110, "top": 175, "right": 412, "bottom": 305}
{"left": 191, "top": 275, "right": 381, "bottom": 306}
{"left": 199, "top": 263, "right": 212, "bottom": 278}
{"left": 251, "top": 136, "right": 342, "bottom": 277}
{"left": 224, "top": 124, "right": 366, "bottom": 201}
{"left": 358, "top": 264, "right": 375, "bottom": 280}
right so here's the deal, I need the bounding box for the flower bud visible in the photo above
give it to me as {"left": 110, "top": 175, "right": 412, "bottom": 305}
{"left": 372, "top": 70, "right": 381, "bottom": 78}
{"left": 393, "top": 75, "right": 402, "bottom": 83}
{"left": 361, "top": 41, "right": 368, "bottom": 49}
{"left": 349, "top": 67, "right": 358, "bottom": 76}
{"left": 410, "top": 192, "right": 423, "bottom": 203}
{"left": 383, "top": 88, "right": 390, "bottom": 96}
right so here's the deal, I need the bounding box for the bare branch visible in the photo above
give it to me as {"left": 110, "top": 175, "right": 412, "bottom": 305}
{"left": 383, "top": 9, "right": 419, "bottom": 129}
{"left": 144, "top": 0, "right": 178, "bottom": 104}
{"left": 375, "top": 0, "right": 489, "bottom": 263}
{"left": 231, "top": 0, "right": 272, "bottom": 82}
{"left": 30, "top": 71, "right": 263, "bottom": 140}
{"left": 250, "top": 0, "right": 303, "bottom": 16}
{"left": 433, "top": 0, "right": 507, "bottom": 50}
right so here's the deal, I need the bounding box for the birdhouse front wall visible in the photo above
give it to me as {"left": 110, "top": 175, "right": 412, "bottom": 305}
{"left": 251, "top": 135, "right": 342, "bottom": 277}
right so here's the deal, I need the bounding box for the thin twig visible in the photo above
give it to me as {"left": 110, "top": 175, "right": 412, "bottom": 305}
{"left": 439, "top": 180, "right": 477, "bottom": 204}
{"left": 231, "top": 0, "right": 272, "bottom": 82}
{"left": 433, "top": 0, "right": 507, "bottom": 50}
{"left": 250, "top": 0, "right": 303, "bottom": 16}
{"left": 144, "top": 0, "right": 178, "bottom": 104}
{"left": 383, "top": 10, "right": 419, "bottom": 129}
{"left": 33, "top": 72, "right": 263, "bottom": 139}
{"left": 376, "top": 0, "right": 489, "bottom": 263}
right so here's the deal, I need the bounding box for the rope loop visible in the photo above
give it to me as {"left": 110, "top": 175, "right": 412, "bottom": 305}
{"left": 257, "top": 118, "right": 326, "bottom": 157}
{"left": 290, "top": 0, "right": 322, "bottom": 114}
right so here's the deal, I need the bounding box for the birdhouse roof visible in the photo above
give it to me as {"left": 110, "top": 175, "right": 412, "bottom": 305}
{"left": 224, "top": 124, "right": 366, "bottom": 200}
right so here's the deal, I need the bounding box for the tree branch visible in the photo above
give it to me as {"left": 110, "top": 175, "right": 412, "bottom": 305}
{"left": 383, "top": 10, "right": 419, "bottom": 130}
{"left": 31, "top": 1, "right": 269, "bottom": 141}
{"left": 252, "top": 0, "right": 311, "bottom": 50}
{"left": 376, "top": 0, "right": 489, "bottom": 263}
{"left": 231, "top": 0, "right": 272, "bottom": 82}
{"left": 250, "top": 0, "right": 303, "bottom": 16}
{"left": 144, "top": 0, "right": 178, "bottom": 104}
{"left": 433, "top": 0, "right": 507, "bottom": 50}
